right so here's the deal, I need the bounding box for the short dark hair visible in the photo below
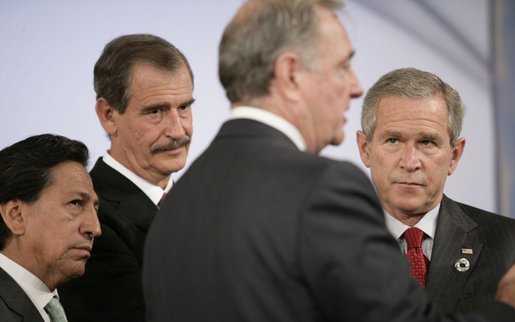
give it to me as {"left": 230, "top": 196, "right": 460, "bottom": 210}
{"left": 94, "top": 33, "right": 194, "bottom": 113}
{"left": 0, "top": 134, "right": 89, "bottom": 249}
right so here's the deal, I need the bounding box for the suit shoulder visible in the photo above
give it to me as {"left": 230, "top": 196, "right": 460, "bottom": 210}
{"left": 455, "top": 200, "right": 515, "bottom": 228}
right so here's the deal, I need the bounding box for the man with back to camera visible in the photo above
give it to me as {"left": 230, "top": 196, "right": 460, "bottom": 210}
{"left": 0, "top": 133, "right": 101, "bottom": 322}
{"left": 356, "top": 67, "right": 515, "bottom": 313}
{"left": 58, "top": 33, "right": 195, "bottom": 321}
{"left": 143, "top": 0, "right": 515, "bottom": 321}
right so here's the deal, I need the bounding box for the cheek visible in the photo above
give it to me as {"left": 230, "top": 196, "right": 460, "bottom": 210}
{"left": 130, "top": 125, "right": 163, "bottom": 153}
{"left": 182, "top": 118, "right": 193, "bottom": 137}
{"left": 429, "top": 156, "right": 453, "bottom": 177}
{"left": 31, "top": 236, "right": 64, "bottom": 266}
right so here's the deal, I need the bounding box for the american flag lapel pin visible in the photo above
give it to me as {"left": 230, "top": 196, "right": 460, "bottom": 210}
{"left": 461, "top": 247, "right": 473, "bottom": 255}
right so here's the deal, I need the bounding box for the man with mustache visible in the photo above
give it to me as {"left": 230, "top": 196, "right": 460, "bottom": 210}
{"left": 357, "top": 67, "right": 515, "bottom": 313}
{"left": 0, "top": 134, "right": 101, "bottom": 322}
{"left": 59, "top": 34, "right": 194, "bottom": 322}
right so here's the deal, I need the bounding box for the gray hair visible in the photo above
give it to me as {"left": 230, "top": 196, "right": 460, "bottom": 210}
{"left": 361, "top": 67, "right": 464, "bottom": 146}
{"left": 219, "top": 0, "right": 343, "bottom": 103}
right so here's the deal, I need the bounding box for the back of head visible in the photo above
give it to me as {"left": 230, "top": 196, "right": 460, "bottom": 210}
{"left": 0, "top": 134, "right": 89, "bottom": 249}
{"left": 361, "top": 67, "right": 464, "bottom": 145}
{"left": 94, "top": 33, "right": 194, "bottom": 113}
{"left": 219, "top": 0, "right": 342, "bottom": 104}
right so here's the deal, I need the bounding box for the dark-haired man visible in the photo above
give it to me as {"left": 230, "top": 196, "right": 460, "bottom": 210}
{"left": 0, "top": 134, "right": 101, "bottom": 322}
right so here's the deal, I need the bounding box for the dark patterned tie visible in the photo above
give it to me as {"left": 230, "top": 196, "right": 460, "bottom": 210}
{"left": 403, "top": 227, "right": 430, "bottom": 288}
{"left": 44, "top": 296, "right": 68, "bottom": 322}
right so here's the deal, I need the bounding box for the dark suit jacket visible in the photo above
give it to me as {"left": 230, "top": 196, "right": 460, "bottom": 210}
{"left": 143, "top": 119, "right": 515, "bottom": 322}
{"left": 59, "top": 158, "right": 157, "bottom": 322}
{"left": 0, "top": 268, "right": 43, "bottom": 322}
{"left": 427, "top": 194, "right": 515, "bottom": 313}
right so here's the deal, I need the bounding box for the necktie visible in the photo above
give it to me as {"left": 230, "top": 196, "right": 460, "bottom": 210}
{"left": 44, "top": 296, "right": 68, "bottom": 322}
{"left": 158, "top": 192, "right": 167, "bottom": 208}
{"left": 403, "top": 227, "right": 430, "bottom": 288}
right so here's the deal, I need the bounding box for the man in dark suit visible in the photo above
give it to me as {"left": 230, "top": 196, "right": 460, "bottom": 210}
{"left": 143, "top": 1, "right": 515, "bottom": 321}
{"left": 58, "top": 34, "right": 195, "bottom": 321}
{"left": 0, "top": 134, "right": 101, "bottom": 322}
{"left": 356, "top": 67, "right": 515, "bottom": 313}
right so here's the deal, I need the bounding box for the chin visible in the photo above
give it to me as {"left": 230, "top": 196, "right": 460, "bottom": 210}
{"left": 66, "top": 264, "right": 87, "bottom": 279}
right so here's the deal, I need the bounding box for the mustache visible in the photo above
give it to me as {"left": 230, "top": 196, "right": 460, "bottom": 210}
{"left": 151, "top": 137, "right": 191, "bottom": 154}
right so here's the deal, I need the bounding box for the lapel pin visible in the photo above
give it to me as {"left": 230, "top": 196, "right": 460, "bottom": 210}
{"left": 461, "top": 248, "right": 473, "bottom": 255}
{"left": 454, "top": 258, "right": 470, "bottom": 272}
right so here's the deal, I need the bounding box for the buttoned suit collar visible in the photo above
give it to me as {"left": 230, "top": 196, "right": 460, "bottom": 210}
{"left": 90, "top": 158, "right": 158, "bottom": 231}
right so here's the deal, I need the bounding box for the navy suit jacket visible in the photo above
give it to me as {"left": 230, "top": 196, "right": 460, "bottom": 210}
{"left": 59, "top": 158, "right": 157, "bottom": 321}
{"left": 143, "top": 119, "right": 515, "bottom": 322}
{"left": 427, "top": 195, "right": 515, "bottom": 312}
{"left": 0, "top": 268, "right": 43, "bottom": 322}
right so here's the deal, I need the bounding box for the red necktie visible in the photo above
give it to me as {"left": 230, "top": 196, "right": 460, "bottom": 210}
{"left": 158, "top": 192, "right": 167, "bottom": 208}
{"left": 403, "top": 227, "right": 430, "bottom": 288}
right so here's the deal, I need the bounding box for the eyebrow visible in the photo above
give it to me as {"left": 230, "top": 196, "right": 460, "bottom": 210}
{"left": 180, "top": 98, "right": 196, "bottom": 107}
{"left": 381, "top": 130, "right": 402, "bottom": 138}
{"left": 77, "top": 191, "right": 99, "bottom": 207}
{"left": 142, "top": 98, "right": 196, "bottom": 112}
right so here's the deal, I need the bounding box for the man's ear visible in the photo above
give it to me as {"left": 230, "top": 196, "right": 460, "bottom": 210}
{"left": 356, "top": 130, "right": 371, "bottom": 168}
{"left": 273, "top": 52, "right": 303, "bottom": 102}
{"left": 448, "top": 137, "right": 466, "bottom": 176}
{"left": 0, "top": 200, "right": 26, "bottom": 236}
{"left": 95, "top": 98, "right": 118, "bottom": 136}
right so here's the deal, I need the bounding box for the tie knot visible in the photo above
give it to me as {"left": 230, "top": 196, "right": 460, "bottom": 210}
{"left": 44, "top": 296, "right": 68, "bottom": 322}
{"left": 403, "top": 227, "right": 425, "bottom": 250}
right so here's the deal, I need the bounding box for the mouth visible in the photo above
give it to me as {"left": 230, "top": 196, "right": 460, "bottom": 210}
{"left": 396, "top": 181, "right": 423, "bottom": 187}
{"left": 73, "top": 246, "right": 92, "bottom": 259}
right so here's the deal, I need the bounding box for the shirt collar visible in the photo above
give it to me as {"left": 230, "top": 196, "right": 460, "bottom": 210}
{"left": 102, "top": 152, "right": 173, "bottom": 206}
{"left": 0, "top": 253, "right": 57, "bottom": 321}
{"left": 230, "top": 106, "right": 307, "bottom": 151}
{"left": 384, "top": 203, "right": 440, "bottom": 240}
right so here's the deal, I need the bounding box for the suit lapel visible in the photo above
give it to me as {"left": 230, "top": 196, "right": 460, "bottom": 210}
{"left": 426, "top": 195, "right": 482, "bottom": 312}
{"left": 90, "top": 158, "right": 158, "bottom": 231}
{"left": 0, "top": 268, "right": 44, "bottom": 321}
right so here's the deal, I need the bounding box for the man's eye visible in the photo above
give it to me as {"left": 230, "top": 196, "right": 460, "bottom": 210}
{"left": 386, "top": 138, "right": 398, "bottom": 144}
{"left": 70, "top": 200, "right": 84, "bottom": 208}
{"left": 179, "top": 104, "right": 191, "bottom": 111}
{"left": 421, "top": 140, "right": 435, "bottom": 146}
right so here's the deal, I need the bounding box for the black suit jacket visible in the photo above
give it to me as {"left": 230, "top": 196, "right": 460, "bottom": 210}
{"left": 143, "top": 119, "right": 515, "bottom": 322}
{"left": 59, "top": 158, "right": 157, "bottom": 321}
{"left": 0, "top": 268, "right": 43, "bottom": 322}
{"left": 427, "top": 195, "right": 515, "bottom": 313}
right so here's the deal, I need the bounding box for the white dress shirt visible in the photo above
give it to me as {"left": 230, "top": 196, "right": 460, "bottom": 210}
{"left": 384, "top": 204, "right": 440, "bottom": 260}
{"left": 0, "top": 253, "right": 57, "bottom": 322}
{"left": 103, "top": 152, "right": 173, "bottom": 206}
{"left": 230, "top": 106, "right": 307, "bottom": 151}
